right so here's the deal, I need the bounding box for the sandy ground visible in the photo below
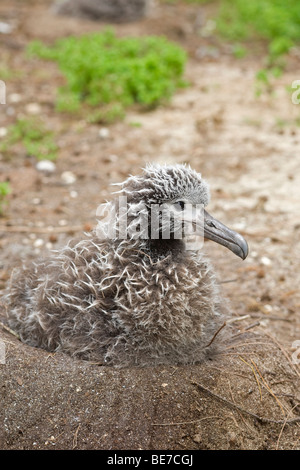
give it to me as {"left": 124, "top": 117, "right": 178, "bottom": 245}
{"left": 0, "top": 0, "right": 300, "bottom": 450}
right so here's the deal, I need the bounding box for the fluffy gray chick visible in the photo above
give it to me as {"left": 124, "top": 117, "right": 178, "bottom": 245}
{"left": 5, "top": 164, "right": 248, "bottom": 367}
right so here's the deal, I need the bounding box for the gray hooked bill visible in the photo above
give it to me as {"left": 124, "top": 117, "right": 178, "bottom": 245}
{"left": 203, "top": 210, "right": 249, "bottom": 260}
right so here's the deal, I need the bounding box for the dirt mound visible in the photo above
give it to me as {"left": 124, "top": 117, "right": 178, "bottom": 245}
{"left": 1, "top": 325, "right": 299, "bottom": 450}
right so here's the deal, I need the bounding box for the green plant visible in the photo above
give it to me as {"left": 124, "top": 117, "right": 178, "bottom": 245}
{"left": 214, "top": 0, "right": 300, "bottom": 70}
{"left": 160, "top": 0, "right": 211, "bottom": 3}
{"left": 215, "top": 1, "right": 300, "bottom": 45}
{"left": 0, "top": 182, "right": 11, "bottom": 216}
{"left": 28, "top": 29, "right": 187, "bottom": 121}
{"left": 175, "top": 0, "right": 300, "bottom": 93}
{"left": 0, "top": 118, "right": 58, "bottom": 160}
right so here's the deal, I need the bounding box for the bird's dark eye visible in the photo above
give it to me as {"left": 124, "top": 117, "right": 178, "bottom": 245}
{"left": 175, "top": 201, "right": 185, "bottom": 210}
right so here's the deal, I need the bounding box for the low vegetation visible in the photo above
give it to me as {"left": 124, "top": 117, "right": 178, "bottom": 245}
{"left": 0, "top": 118, "right": 58, "bottom": 161}
{"left": 164, "top": 0, "right": 300, "bottom": 89}
{"left": 0, "top": 181, "right": 11, "bottom": 216}
{"left": 28, "top": 29, "right": 188, "bottom": 121}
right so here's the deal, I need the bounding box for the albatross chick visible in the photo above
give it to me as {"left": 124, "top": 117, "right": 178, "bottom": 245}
{"left": 5, "top": 164, "right": 248, "bottom": 367}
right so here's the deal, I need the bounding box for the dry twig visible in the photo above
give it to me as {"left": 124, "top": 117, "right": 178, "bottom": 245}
{"left": 0, "top": 320, "right": 20, "bottom": 339}
{"left": 239, "top": 356, "right": 262, "bottom": 401}
{"left": 191, "top": 381, "right": 300, "bottom": 425}
{"left": 152, "top": 415, "right": 223, "bottom": 427}
{"left": 276, "top": 404, "right": 300, "bottom": 450}
{"left": 205, "top": 315, "right": 250, "bottom": 348}
{"left": 72, "top": 424, "right": 81, "bottom": 449}
{"left": 251, "top": 359, "right": 287, "bottom": 416}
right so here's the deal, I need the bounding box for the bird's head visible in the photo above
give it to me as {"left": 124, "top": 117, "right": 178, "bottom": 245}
{"left": 104, "top": 163, "right": 248, "bottom": 260}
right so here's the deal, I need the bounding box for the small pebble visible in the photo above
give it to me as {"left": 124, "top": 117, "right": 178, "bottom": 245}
{"left": 193, "top": 433, "right": 202, "bottom": 443}
{"left": 36, "top": 160, "right": 56, "bottom": 175}
{"left": 33, "top": 239, "right": 44, "bottom": 248}
{"left": 227, "top": 431, "right": 237, "bottom": 445}
{"left": 263, "top": 304, "right": 273, "bottom": 313}
{"left": 31, "top": 198, "right": 41, "bottom": 205}
{"left": 25, "top": 103, "right": 42, "bottom": 115}
{"left": 0, "top": 127, "right": 7, "bottom": 138}
{"left": 49, "top": 233, "right": 57, "bottom": 243}
{"left": 61, "top": 171, "right": 77, "bottom": 185}
{"left": 261, "top": 256, "right": 272, "bottom": 266}
{"left": 0, "top": 21, "right": 14, "bottom": 34}
{"left": 9, "top": 93, "right": 22, "bottom": 103}
{"left": 99, "top": 127, "right": 110, "bottom": 139}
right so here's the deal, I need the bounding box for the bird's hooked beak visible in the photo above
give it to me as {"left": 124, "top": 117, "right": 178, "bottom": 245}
{"left": 203, "top": 209, "right": 248, "bottom": 260}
